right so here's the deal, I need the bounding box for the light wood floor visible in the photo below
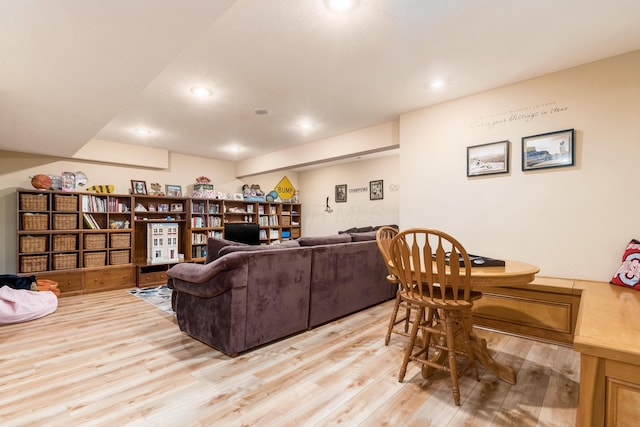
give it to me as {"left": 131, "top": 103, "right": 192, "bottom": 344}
{"left": 0, "top": 289, "right": 579, "bottom": 426}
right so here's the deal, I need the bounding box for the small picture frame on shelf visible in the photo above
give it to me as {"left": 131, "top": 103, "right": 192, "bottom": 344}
{"left": 147, "top": 203, "right": 156, "bottom": 212}
{"left": 170, "top": 203, "right": 183, "bottom": 212}
{"left": 217, "top": 192, "right": 227, "bottom": 200}
{"left": 522, "top": 128, "right": 575, "bottom": 171}
{"left": 131, "top": 180, "right": 147, "bottom": 195}
{"left": 158, "top": 203, "right": 169, "bottom": 212}
{"left": 165, "top": 184, "right": 182, "bottom": 197}
{"left": 335, "top": 184, "right": 347, "bottom": 203}
{"left": 247, "top": 204, "right": 254, "bottom": 213}
{"left": 233, "top": 193, "right": 244, "bottom": 201}
{"left": 369, "top": 180, "right": 383, "bottom": 200}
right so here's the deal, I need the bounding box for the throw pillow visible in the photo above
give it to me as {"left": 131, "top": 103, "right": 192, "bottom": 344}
{"left": 217, "top": 240, "right": 300, "bottom": 257}
{"left": 205, "top": 237, "right": 248, "bottom": 264}
{"left": 298, "top": 234, "right": 352, "bottom": 246}
{"left": 610, "top": 239, "right": 640, "bottom": 290}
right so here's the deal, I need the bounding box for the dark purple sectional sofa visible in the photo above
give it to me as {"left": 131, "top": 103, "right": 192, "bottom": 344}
{"left": 166, "top": 232, "right": 395, "bottom": 357}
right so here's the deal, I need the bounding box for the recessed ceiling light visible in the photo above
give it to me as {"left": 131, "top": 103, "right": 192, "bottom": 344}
{"left": 190, "top": 86, "right": 213, "bottom": 97}
{"left": 221, "top": 144, "right": 245, "bottom": 154}
{"left": 324, "top": 0, "right": 359, "bottom": 13}
{"left": 298, "top": 119, "right": 314, "bottom": 131}
{"left": 133, "top": 128, "right": 152, "bottom": 136}
{"left": 430, "top": 79, "right": 447, "bottom": 89}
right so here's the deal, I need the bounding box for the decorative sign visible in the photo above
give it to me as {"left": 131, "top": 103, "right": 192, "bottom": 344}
{"left": 275, "top": 176, "right": 295, "bottom": 200}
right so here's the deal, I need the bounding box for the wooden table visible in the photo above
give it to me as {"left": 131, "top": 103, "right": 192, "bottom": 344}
{"left": 421, "top": 260, "right": 540, "bottom": 385}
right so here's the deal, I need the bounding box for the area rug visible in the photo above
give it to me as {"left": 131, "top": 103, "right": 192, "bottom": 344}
{"left": 128, "top": 285, "right": 174, "bottom": 315}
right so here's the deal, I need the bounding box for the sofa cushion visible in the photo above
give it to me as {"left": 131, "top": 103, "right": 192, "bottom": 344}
{"left": 298, "top": 234, "right": 352, "bottom": 246}
{"left": 338, "top": 227, "right": 358, "bottom": 234}
{"left": 218, "top": 240, "right": 300, "bottom": 257}
{"left": 206, "top": 237, "right": 248, "bottom": 264}
{"left": 349, "top": 230, "right": 377, "bottom": 241}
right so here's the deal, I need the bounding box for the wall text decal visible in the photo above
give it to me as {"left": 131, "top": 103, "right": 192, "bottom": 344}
{"left": 471, "top": 101, "right": 569, "bottom": 130}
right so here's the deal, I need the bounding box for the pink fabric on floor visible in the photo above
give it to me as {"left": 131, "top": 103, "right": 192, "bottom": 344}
{"left": 0, "top": 285, "right": 58, "bottom": 325}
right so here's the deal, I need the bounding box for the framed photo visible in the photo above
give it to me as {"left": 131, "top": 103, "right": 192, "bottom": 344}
{"left": 467, "top": 140, "right": 510, "bottom": 177}
{"left": 522, "top": 129, "right": 575, "bottom": 171}
{"left": 233, "top": 193, "right": 244, "bottom": 201}
{"left": 165, "top": 184, "right": 182, "bottom": 197}
{"left": 246, "top": 204, "right": 254, "bottom": 213}
{"left": 158, "top": 203, "right": 169, "bottom": 212}
{"left": 369, "top": 180, "right": 383, "bottom": 200}
{"left": 131, "top": 180, "right": 147, "bottom": 195}
{"left": 335, "top": 184, "right": 347, "bottom": 203}
{"left": 170, "top": 203, "right": 183, "bottom": 212}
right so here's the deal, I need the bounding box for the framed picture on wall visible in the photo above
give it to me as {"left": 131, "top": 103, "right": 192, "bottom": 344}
{"left": 467, "top": 140, "right": 510, "bottom": 177}
{"left": 522, "top": 128, "right": 575, "bottom": 171}
{"left": 335, "top": 184, "right": 347, "bottom": 203}
{"left": 370, "top": 180, "right": 383, "bottom": 200}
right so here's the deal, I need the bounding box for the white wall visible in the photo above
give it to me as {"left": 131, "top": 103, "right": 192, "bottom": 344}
{"left": 298, "top": 155, "right": 399, "bottom": 236}
{"left": 399, "top": 50, "right": 640, "bottom": 281}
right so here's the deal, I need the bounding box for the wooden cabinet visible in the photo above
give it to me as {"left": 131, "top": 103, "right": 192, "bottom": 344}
{"left": 186, "top": 199, "right": 303, "bottom": 263}
{"left": 17, "top": 189, "right": 135, "bottom": 296}
{"left": 16, "top": 189, "right": 303, "bottom": 291}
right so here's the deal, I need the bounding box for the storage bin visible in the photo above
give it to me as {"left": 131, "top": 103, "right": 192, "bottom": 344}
{"left": 110, "top": 233, "right": 131, "bottom": 248}
{"left": 20, "top": 193, "right": 48, "bottom": 211}
{"left": 22, "top": 213, "right": 48, "bottom": 231}
{"left": 84, "top": 233, "right": 107, "bottom": 250}
{"left": 292, "top": 229, "right": 301, "bottom": 238}
{"left": 53, "top": 234, "right": 77, "bottom": 252}
{"left": 20, "top": 235, "right": 47, "bottom": 253}
{"left": 21, "top": 255, "right": 48, "bottom": 273}
{"left": 53, "top": 214, "right": 77, "bottom": 230}
{"left": 54, "top": 194, "right": 78, "bottom": 211}
{"left": 110, "top": 250, "right": 130, "bottom": 265}
{"left": 84, "top": 252, "right": 106, "bottom": 268}
{"left": 53, "top": 253, "right": 77, "bottom": 270}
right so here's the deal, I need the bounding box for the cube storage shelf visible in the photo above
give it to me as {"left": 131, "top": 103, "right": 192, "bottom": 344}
{"left": 17, "top": 189, "right": 303, "bottom": 295}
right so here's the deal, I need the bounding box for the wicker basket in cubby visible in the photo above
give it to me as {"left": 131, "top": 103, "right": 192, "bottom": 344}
{"left": 20, "top": 193, "right": 48, "bottom": 211}
{"left": 84, "top": 252, "right": 106, "bottom": 268}
{"left": 54, "top": 194, "right": 78, "bottom": 211}
{"left": 84, "top": 233, "right": 106, "bottom": 250}
{"left": 20, "top": 235, "right": 47, "bottom": 253}
{"left": 22, "top": 213, "right": 48, "bottom": 231}
{"left": 110, "top": 233, "right": 131, "bottom": 248}
{"left": 53, "top": 234, "right": 77, "bottom": 252}
{"left": 110, "top": 250, "right": 130, "bottom": 265}
{"left": 21, "top": 255, "right": 48, "bottom": 273}
{"left": 53, "top": 214, "right": 77, "bottom": 230}
{"left": 53, "top": 253, "right": 77, "bottom": 270}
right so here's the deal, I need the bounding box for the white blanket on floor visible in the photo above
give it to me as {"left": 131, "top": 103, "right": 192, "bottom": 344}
{"left": 0, "top": 285, "right": 58, "bottom": 324}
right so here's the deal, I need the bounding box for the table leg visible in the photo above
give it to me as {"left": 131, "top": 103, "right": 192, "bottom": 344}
{"left": 421, "top": 330, "right": 517, "bottom": 385}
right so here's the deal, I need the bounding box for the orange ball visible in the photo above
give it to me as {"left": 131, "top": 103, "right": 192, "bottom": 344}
{"left": 31, "top": 174, "right": 52, "bottom": 190}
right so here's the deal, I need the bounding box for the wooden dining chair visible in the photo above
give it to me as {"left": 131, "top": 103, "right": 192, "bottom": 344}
{"left": 376, "top": 226, "right": 416, "bottom": 345}
{"left": 389, "top": 228, "right": 481, "bottom": 406}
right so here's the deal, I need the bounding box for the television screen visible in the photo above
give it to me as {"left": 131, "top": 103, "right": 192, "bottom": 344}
{"left": 224, "top": 223, "right": 260, "bottom": 245}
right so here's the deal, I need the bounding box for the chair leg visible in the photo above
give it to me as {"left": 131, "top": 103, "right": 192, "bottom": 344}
{"left": 399, "top": 306, "right": 424, "bottom": 382}
{"left": 444, "top": 313, "right": 461, "bottom": 406}
{"left": 385, "top": 291, "right": 402, "bottom": 346}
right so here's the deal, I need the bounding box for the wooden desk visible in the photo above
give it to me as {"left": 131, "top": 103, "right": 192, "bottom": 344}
{"left": 421, "top": 260, "right": 540, "bottom": 385}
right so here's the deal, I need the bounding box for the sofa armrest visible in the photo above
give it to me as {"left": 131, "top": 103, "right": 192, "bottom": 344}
{"left": 167, "top": 254, "right": 247, "bottom": 299}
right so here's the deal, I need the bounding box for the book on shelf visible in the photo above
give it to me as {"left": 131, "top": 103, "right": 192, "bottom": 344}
{"left": 83, "top": 213, "right": 100, "bottom": 229}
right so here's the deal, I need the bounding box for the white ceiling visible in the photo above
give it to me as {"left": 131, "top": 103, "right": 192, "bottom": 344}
{"left": 2, "top": 0, "right": 640, "bottom": 163}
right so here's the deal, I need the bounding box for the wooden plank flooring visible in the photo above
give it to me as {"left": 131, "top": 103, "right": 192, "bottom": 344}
{"left": 0, "top": 289, "right": 579, "bottom": 426}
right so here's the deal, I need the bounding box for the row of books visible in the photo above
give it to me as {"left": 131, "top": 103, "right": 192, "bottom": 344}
{"left": 191, "top": 216, "right": 223, "bottom": 228}
{"left": 258, "top": 215, "right": 279, "bottom": 226}
{"left": 82, "top": 195, "right": 130, "bottom": 213}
